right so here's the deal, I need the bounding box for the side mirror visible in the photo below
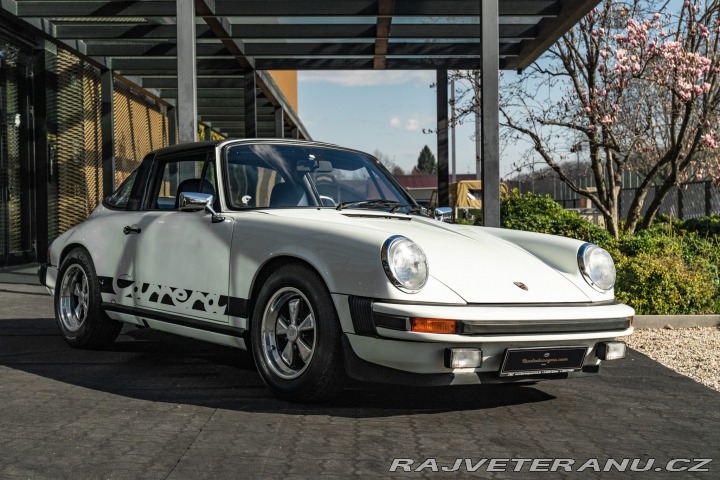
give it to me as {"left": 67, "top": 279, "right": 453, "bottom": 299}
{"left": 178, "top": 191, "right": 212, "bottom": 211}
{"left": 434, "top": 206, "right": 453, "bottom": 222}
{"left": 178, "top": 192, "right": 225, "bottom": 223}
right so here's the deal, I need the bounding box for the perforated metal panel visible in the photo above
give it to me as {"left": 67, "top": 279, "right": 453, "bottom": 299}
{"left": 113, "top": 79, "right": 169, "bottom": 187}
{"left": 53, "top": 49, "right": 103, "bottom": 235}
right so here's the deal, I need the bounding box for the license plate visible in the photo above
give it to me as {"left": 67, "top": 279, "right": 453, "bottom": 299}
{"left": 499, "top": 346, "right": 587, "bottom": 377}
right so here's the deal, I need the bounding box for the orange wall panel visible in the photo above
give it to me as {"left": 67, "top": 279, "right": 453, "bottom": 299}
{"left": 268, "top": 70, "right": 298, "bottom": 113}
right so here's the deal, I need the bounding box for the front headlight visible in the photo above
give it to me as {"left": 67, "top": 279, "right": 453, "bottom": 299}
{"left": 381, "top": 236, "right": 428, "bottom": 293}
{"left": 577, "top": 243, "right": 616, "bottom": 292}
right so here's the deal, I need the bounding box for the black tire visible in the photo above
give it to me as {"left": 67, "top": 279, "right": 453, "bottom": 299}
{"left": 251, "top": 263, "right": 346, "bottom": 402}
{"left": 55, "top": 247, "right": 122, "bottom": 349}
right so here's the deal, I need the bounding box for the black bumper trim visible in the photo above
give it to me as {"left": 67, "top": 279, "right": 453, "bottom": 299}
{"left": 37, "top": 264, "right": 48, "bottom": 287}
{"left": 459, "top": 317, "right": 631, "bottom": 335}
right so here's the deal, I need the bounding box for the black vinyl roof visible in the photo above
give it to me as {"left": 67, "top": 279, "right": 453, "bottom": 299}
{"left": 6, "top": 0, "right": 600, "bottom": 138}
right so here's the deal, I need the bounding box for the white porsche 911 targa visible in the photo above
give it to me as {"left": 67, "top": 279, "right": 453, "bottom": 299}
{"left": 39, "top": 139, "right": 633, "bottom": 402}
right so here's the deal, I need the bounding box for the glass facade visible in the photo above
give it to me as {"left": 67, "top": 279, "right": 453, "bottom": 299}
{"left": 0, "top": 30, "right": 172, "bottom": 267}
{"left": 0, "top": 38, "right": 32, "bottom": 266}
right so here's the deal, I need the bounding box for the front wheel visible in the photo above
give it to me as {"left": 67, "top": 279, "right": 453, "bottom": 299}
{"left": 55, "top": 247, "right": 122, "bottom": 348}
{"left": 251, "top": 264, "right": 346, "bottom": 402}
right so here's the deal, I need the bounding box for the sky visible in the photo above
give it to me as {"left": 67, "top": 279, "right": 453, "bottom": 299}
{"left": 297, "top": 70, "right": 520, "bottom": 178}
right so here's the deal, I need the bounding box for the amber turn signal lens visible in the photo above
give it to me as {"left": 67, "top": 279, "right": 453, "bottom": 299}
{"left": 628, "top": 316, "right": 633, "bottom": 327}
{"left": 411, "top": 318, "right": 457, "bottom": 334}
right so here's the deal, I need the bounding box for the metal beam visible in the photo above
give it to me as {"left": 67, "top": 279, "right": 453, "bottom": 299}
{"left": 176, "top": 0, "right": 197, "bottom": 143}
{"left": 90, "top": 41, "right": 522, "bottom": 59}
{"left": 200, "top": 0, "right": 561, "bottom": 17}
{"left": 18, "top": 0, "right": 561, "bottom": 18}
{"left": 141, "top": 76, "right": 246, "bottom": 90}
{"left": 255, "top": 57, "right": 519, "bottom": 70}
{"left": 196, "top": 0, "right": 255, "bottom": 71}
{"left": 481, "top": 0, "right": 501, "bottom": 227}
{"left": 17, "top": 1, "right": 178, "bottom": 17}
{"left": 436, "top": 69, "right": 449, "bottom": 209}
{"left": 53, "top": 21, "right": 537, "bottom": 41}
{"left": 111, "top": 57, "right": 244, "bottom": 73}
{"left": 54, "top": 23, "right": 216, "bottom": 40}
{"left": 13, "top": 0, "right": 558, "bottom": 17}
{"left": 504, "top": 0, "right": 603, "bottom": 70}
{"left": 84, "top": 42, "right": 229, "bottom": 57}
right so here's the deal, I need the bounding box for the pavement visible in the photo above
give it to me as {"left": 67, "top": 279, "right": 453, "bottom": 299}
{"left": 1, "top": 273, "right": 719, "bottom": 479}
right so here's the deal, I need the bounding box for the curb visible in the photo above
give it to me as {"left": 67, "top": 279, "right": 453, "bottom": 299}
{"left": 634, "top": 315, "right": 720, "bottom": 329}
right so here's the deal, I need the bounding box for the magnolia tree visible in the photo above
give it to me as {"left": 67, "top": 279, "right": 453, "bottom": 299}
{"left": 454, "top": 0, "right": 720, "bottom": 236}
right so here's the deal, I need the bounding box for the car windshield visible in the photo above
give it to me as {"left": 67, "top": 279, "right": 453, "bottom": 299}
{"left": 224, "top": 143, "right": 417, "bottom": 212}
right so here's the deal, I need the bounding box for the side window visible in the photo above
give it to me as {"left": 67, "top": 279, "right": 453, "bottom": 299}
{"left": 105, "top": 170, "right": 138, "bottom": 209}
{"left": 149, "top": 151, "right": 218, "bottom": 210}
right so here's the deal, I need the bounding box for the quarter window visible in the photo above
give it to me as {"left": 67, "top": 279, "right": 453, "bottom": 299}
{"left": 105, "top": 170, "right": 137, "bottom": 209}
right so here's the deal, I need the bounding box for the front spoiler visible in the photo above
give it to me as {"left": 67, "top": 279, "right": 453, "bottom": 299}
{"left": 342, "top": 335, "right": 600, "bottom": 386}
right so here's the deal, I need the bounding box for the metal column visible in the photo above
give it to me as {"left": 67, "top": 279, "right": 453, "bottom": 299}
{"left": 481, "top": 0, "right": 501, "bottom": 227}
{"left": 275, "top": 108, "right": 284, "bottom": 138}
{"left": 32, "top": 47, "right": 49, "bottom": 261}
{"left": 244, "top": 71, "right": 257, "bottom": 138}
{"left": 100, "top": 69, "right": 115, "bottom": 194}
{"left": 176, "top": 0, "right": 197, "bottom": 143}
{"left": 167, "top": 106, "right": 177, "bottom": 145}
{"left": 436, "top": 69, "right": 449, "bottom": 208}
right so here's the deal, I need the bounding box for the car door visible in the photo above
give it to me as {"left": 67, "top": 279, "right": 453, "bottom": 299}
{"left": 122, "top": 148, "right": 234, "bottom": 326}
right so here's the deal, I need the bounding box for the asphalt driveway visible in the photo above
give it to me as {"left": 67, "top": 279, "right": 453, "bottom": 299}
{"left": 0, "top": 281, "right": 718, "bottom": 479}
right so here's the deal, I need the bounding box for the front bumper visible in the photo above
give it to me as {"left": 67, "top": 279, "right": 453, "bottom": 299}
{"left": 336, "top": 295, "right": 634, "bottom": 382}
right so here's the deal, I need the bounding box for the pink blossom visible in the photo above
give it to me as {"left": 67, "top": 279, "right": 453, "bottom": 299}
{"left": 703, "top": 134, "right": 717, "bottom": 149}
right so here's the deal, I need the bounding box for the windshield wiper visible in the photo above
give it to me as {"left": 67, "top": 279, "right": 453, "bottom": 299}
{"left": 336, "top": 199, "right": 403, "bottom": 211}
{"left": 389, "top": 204, "right": 426, "bottom": 215}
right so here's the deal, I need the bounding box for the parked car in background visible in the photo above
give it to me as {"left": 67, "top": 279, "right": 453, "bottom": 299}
{"left": 39, "top": 139, "right": 633, "bottom": 402}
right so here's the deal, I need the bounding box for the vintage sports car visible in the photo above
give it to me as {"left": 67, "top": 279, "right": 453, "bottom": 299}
{"left": 39, "top": 139, "right": 633, "bottom": 402}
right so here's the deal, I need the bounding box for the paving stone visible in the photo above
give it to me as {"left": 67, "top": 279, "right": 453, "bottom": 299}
{"left": 1, "top": 284, "right": 719, "bottom": 479}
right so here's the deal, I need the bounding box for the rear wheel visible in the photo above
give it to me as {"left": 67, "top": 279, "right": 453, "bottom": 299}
{"left": 251, "top": 264, "right": 345, "bottom": 402}
{"left": 55, "top": 248, "right": 122, "bottom": 348}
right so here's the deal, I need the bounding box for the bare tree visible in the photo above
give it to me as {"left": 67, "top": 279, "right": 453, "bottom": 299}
{"left": 372, "top": 149, "right": 405, "bottom": 175}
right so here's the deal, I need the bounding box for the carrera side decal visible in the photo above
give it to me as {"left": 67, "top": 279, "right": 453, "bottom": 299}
{"left": 99, "top": 277, "right": 247, "bottom": 317}
{"left": 102, "top": 303, "right": 245, "bottom": 337}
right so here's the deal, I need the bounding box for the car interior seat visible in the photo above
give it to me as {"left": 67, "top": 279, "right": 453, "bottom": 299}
{"left": 269, "top": 181, "right": 308, "bottom": 207}
{"left": 174, "top": 178, "right": 216, "bottom": 209}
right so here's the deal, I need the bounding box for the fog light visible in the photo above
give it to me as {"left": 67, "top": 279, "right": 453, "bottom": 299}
{"left": 444, "top": 348, "right": 483, "bottom": 369}
{"left": 596, "top": 341, "right": 627, "bottom": 360}
{"left": 411, "top": 318, "right": 457, "bottom": 334}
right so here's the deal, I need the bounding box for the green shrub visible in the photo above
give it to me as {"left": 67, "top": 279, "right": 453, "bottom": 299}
{"left": 614, "top": 252, "right": 715, "bottom": 315}
{"left": 500, "top": 190, "right": 612, "bottom": 246}
{"left": 614, "top": 223, "right": 720, "bottom": 313}
{"left": 681, "top": 214, "right": 720, "bottom": 237}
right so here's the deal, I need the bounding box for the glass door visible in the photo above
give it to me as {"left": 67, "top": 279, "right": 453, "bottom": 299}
{"left": 0, "top": 42, "right": 33, "bottom": 267}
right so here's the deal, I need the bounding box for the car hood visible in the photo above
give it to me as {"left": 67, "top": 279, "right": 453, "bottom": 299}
{"left": 264, "top": 209, "right": 592, "bottom": 303}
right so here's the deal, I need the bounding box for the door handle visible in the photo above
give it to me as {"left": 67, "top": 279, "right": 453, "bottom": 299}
{"left": 123, "top": 225, "right": 141, "bottom": 235}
